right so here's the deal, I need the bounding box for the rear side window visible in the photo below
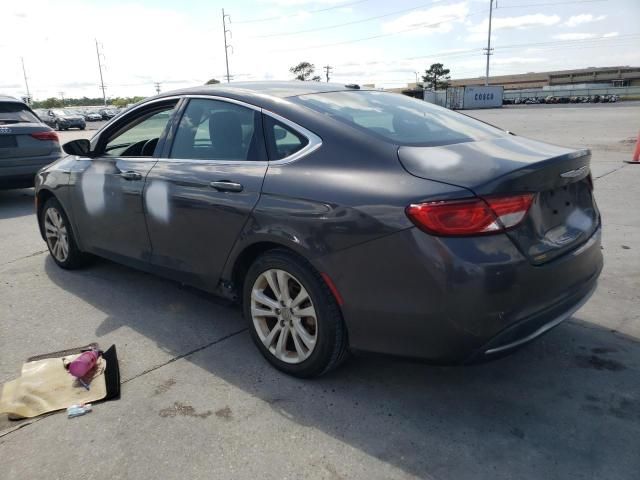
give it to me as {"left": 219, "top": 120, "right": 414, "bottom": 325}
{"left": 0, "top": 102, "right": 39, "bottom": 125}
{"left": 263, "top": 116, "right": 308, "bottom": 160}
{"left": 170, "top": 99, "right": 265, "bottom": 161}
{"left": 293, "top": 91, "right": 504, "bottom": 147}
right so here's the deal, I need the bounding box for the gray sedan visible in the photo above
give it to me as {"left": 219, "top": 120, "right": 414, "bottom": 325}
{"left": 0, "top": 96, "right": 61, "bottom": 189}
{"left": 34, "top": 82, "right": 602, "bottom": 377}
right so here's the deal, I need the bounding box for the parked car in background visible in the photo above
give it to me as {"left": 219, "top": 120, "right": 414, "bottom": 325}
{"left": 99, "top": 108, "right": 119, "bottom": 120}
{"left": 0, "top": 96, "right": 60, "bottom": 189}
{"left": 35, "top": 82, "right": 602, "bottom": 377}
{"left": 34, "top": 109, "right": 50, "bottom": 123}
{"left": 45, "top": 109, "right": 86, "bottom": 130}
{"left": 85, "top": 111, "right": 103, "bottom": 121}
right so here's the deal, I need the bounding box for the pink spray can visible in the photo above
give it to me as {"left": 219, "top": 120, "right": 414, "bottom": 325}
{"left": 68, "top": 350, "right": 100, "bottom": 379}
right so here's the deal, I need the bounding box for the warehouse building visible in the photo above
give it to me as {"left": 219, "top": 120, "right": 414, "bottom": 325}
{"left": 449, "top": 66, "right": 640, "bottom": 90}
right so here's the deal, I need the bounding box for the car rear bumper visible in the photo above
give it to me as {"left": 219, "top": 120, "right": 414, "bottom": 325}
{"left": 0, "top": 153, "right": 61, "bottom": 187}
{"left": 317, "top": 224, "right": 603, "bottom": 362}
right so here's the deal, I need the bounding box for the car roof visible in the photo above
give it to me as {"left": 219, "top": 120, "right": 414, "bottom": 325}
{"left": 162, "top": 81, "right": 365, "bottom": 99}
{"left": 0, "top": 95, "right": 25, "bottom": 104}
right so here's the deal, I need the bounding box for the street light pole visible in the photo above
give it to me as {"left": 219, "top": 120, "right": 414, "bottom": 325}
{"left": 222, "top": 9, "right": 232, "bottom": 83}
{"left": 95, "top": 39, "right": 107, "bottom": 106}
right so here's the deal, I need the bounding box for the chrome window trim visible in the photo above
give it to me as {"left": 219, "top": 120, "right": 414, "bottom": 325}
{"left": 101, "top": 94, "right": 323, "bottom": 166}
{"left": 261, "top": 110, "right": 323, "bottom": 165}
{"left": 92, "top": 95, "right": 183, "bottom": 141}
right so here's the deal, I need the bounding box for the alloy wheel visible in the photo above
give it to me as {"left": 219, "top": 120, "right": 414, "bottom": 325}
{"left": 44, "top": 207, "right": 69, "bottom": 263}
{"left": 251, "top": 269, "right": 318, "bottom": 364}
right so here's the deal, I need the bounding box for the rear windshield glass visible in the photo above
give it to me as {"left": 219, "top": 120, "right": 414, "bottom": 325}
{"left": 0, "top": 102, "right": 39, "bottom": 124}
{"left": 293, "top": 90, "right": 504, "bottom": 147}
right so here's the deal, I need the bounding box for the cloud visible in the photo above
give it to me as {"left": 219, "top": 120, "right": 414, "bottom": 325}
{"left": 382, "top": 2, "right": 469, "bottom": 36}
{"left": 552, "top": 33, "right": 597, "bottom": 40}
{"left": 465, "top": 31, "right": 494, "bottom": 42}
{"left": 603, "top": 32, "right": 619, "bottom": 38}
{"left": 258, "top": 0, "right": 345, "bottom": 6}
{"left": 563, "top": 14, "right": 606, "bottom": 27}
{"left": 492, "top": 57, "right": 547, "bottom": 65}
{"left": 468, "top": 13, "right": 560, "bottom": 33}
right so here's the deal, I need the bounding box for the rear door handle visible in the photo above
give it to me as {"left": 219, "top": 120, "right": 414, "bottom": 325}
{"left": 120, "top": 171, "right": 142, "bottom": 181}
{"left": 210, "top": 180, "right": 243, "bottom": 192}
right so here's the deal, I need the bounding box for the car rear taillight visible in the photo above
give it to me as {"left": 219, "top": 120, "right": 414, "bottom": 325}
{"left": 31, "top": 131, "right": 59, "bottom": 142}
{"left": 406, "top": 193, "right": 534, "bottom": 236}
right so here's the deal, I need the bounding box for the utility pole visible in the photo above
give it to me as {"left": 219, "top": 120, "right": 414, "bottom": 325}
{"left": 222, "top": 9, "right": 232, "bottom": 83}
{"left": 95, "top": 38, "right": 107, "bottom": 105}
{"left": 414, "top": 71, "right": 419, "bottom": 84}
{"left": 21, "top": 57, "right": 31, "bottom": 104}
{"left": 154, "top": 82, "right": 161, "bottom": 95}
{"left": 483, "top": 0, "right": 494, "bottom": 86}
{"left": 323, "top": 65, "right": 333, "bottom": 83}
{"left": 59, "top": 92, "right": 65, "bottom": 106}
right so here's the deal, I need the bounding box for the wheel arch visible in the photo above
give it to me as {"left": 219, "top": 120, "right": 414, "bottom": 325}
{"left": 225, "top": 239, "right": 309, "bottom": 299}
{"left": 36, "top": 188, "right": 57, "bottom": 239}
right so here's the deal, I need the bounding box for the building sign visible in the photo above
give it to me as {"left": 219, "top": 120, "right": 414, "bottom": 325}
{"left": 462, "top": 86, "right": 503, "bottom": 109}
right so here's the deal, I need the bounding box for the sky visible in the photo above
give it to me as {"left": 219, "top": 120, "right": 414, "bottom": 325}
{"left": 1, "top": 0, "right": 639, "bottom": 100}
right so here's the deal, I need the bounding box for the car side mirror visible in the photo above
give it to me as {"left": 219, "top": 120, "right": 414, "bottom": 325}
{"left": 63, "top": 139, "right": 92, "bottom": 156}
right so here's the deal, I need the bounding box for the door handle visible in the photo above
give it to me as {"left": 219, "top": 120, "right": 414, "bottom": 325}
{"left": 210, "top": 180, "right": 243, "bottom": 192}
{"left": 120, "top": 171, "right": 142, "bottom": 181}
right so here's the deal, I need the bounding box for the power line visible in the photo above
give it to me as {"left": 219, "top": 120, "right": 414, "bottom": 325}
{"left": 249, "top": 0, "right": 607, "bottom": 39}
{"left": 497, "top": 0, "right": 607, "bottom": 9}
{"left": 270, "top": 10, "right": 486, "bottom": 52}
{"left": 235, "top": 0, "right": 371, "bottom": 24}
{"left": 330, "top": 34, "right": 639, "bottom": 82}
{"left": 249, "top": 0, "right": 445, "bottom": 39}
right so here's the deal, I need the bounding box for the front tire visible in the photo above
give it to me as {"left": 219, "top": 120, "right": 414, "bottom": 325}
{"left": 40, "top": 198, "right": 89, "bottom": 269}
{"left": 243, "top": 250, "right": 348, "bottom": 378}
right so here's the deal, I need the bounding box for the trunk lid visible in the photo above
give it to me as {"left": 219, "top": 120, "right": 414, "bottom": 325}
{"left": 0, "top": 123, "right": 59, "bottom": 162}
{"left": 398, "top": 136, "right": 599, "bottom": 264}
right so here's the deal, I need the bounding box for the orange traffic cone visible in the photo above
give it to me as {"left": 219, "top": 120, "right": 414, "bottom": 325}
{"left": 626, "top": 131, "right": 640, "bottom": 164}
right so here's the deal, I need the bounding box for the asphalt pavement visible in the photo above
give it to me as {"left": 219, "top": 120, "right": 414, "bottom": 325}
{"left": 0, "top": 102, "right": 638, "bottom": 480}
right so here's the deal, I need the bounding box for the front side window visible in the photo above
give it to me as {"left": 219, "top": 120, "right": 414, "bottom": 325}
{"left": 293, "top": 90, "right": 505, "bottom": 147}
{"left": 263, "top": 116, "right": 308, "bottom": 160}
{"left": 103, "top": 105, "right": 176, "bottom": 157}
{"left": 170, "top": 99, "right": 263, "bottom": 161}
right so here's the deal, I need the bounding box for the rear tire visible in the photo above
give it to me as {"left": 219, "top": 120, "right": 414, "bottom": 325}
{"left": 40, "top": 197, "right": 89, "bottom": 269}
{"left": 243, "top": 250, "right": 348, "bottom": 378}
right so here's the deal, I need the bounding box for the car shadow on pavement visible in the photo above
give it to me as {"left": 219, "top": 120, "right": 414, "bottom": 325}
{"left": 43, "top": 257, "right": 640, "bottom": 480}
{"left": 0, "top": 188, "right": 35, "bottom": 220}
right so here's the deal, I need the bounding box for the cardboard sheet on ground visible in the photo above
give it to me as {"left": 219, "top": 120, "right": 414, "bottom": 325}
{"left": 0, "top": 345, "right": 120, "bottom": 419}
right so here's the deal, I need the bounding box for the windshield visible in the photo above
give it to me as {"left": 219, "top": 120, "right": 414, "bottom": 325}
{"left": 0, "top": 102, "right": 39, "bottom": 124}
{"left": 293, "top": 90, "right": 505, "bottom": 147}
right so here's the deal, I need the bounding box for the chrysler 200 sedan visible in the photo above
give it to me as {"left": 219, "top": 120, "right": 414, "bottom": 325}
{"left": 34, "top": 82, "right": 602, "bottom": 377}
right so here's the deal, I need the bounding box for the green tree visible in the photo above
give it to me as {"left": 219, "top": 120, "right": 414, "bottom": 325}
{"left": 205, "top": 78, "right": 221, "bottom": 85}
{"left": 289, "top": 62, "right": 321, "bottom": 82}
{"left": 422, "top": 63, "right": 451, "bottom": 91}
{"left": 38, "top": 97, "right": 63, "bottom": 108}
